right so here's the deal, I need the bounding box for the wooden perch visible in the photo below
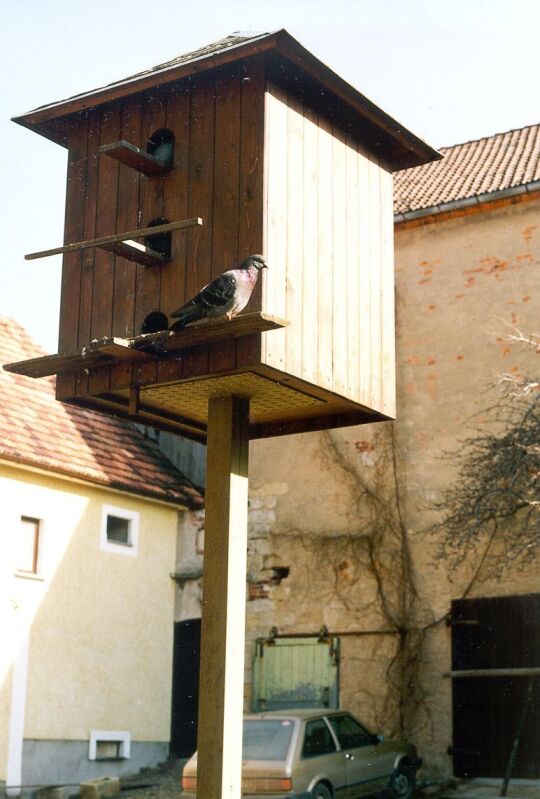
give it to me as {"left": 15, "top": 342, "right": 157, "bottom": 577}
{"left": 136, "top": 312, "right": 289, "bottom": 353}
{"left": 3, "top": 338, "right": 152, "bottom": 378}
{"left": 3, "top": 313, "right": 288, "bottom": 379}
{"left": 25, "top": 217, "right": 203, "bottom": 261}
{"left": 100, "top": 239, "right": 168, "bottom": 267}
{"left": 100, "top": 140, "right": 172, "bottom": 176}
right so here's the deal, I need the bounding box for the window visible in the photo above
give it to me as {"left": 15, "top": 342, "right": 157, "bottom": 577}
{"left": 100, "top": 505, "right": 139, "bottom": 556}
{"left": 106, "top": 515, "right": 130, "bottom": 545}
{"left": 242, "top": 719, "right": 294, "bottom": 762}
{"left": 89, "top": 731, "right": 131, "bottom": 761}
{"left": 17, "top": 516, "right": 41, "bottom": 575}
{"left": 302, "top": 719, "right": 336, "bottom": 758}
{"left": 96, "top": 741, "right": 122, "bottom": 760}
{"left": 327, "top": 714, "right": 374, "bottom": 749}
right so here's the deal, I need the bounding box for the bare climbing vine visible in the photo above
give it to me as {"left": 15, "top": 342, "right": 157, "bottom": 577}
{"left": 326, "top": 425, "right": 440, "bottom": 740}
{"left": 259, "top": 329, "right": 538, "bottom": 743}
{"left": 270, "top": 423, "right": 442, "bottom": 742}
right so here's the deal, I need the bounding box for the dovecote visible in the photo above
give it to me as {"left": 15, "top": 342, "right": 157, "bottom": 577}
{"left": 6, "top": 30, "right": 440, "bottom": 440}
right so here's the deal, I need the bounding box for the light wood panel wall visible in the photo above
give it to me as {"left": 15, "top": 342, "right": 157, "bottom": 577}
{"left": 263, "top": 83, "right": 396, "bottom": 417}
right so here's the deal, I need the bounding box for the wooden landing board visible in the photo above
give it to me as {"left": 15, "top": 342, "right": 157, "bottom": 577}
{"left": 3, "top": 339, "right": 152, "bottom": 378}
{"left": 100, "top": 140, "right": 172, "bottom": 176}
{"left": 156, "top": 312, "right": 287, "bottom": 351}
{"left": 100, "top": 239, "right": 169, "bottom": 267}
{"left": 3, "top": 313, "right": 288, "bottom": 379}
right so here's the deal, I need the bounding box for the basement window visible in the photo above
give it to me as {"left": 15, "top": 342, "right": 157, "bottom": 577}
{"left": 100, "top": 505, "right": 139, "bottom": 556}
{"left": 89, "top": 730, "right": 131, "bottom": 761}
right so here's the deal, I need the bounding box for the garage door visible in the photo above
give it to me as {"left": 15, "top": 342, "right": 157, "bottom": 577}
{"left": 252, "top": 636, "right": 339, "bottom": 711}
{"left": 450, "top": 594, "right": 540, "bottom": 778}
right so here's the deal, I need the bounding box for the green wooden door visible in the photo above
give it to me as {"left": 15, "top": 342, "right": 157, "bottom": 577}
{"left": 252, "top": 637, "right": 339, "bottom": 711}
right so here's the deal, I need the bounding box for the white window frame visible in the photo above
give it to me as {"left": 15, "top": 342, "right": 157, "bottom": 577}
{"left": 89, "top": 730, "right": 131, "bottom": 761}
{"left": 15, "top": 516, "right": 44, "bottom": 580}
{"left": 100, "top": 505, "right": 139, "bottom": 557}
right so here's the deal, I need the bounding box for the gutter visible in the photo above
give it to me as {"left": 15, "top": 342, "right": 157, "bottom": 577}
{"left": 394, "top": 179, "right": 540, "bottom": 224}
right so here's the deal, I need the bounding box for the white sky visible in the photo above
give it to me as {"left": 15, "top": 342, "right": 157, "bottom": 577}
{"left": 1, "top": 0, "right": 538, "bottom": 352}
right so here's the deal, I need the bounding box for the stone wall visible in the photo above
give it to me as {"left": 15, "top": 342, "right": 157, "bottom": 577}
{"left": 173, "top": 195, "right": 540, "bottom": 778}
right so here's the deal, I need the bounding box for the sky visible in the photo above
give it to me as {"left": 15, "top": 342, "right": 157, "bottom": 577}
{"left": 1, "top": 0, "right": 538, "bottom": 353}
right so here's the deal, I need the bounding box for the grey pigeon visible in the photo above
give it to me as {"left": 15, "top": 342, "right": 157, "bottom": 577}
{"left": 169, "top": 254, "right": 267, "bottom": 330}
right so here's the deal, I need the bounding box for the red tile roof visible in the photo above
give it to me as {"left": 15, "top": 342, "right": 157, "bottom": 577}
{"left": 0, "top": 318, "right": 203, "bottom": 508}
{"left": 394, "top": 123, "right": 540, "bottom": 215}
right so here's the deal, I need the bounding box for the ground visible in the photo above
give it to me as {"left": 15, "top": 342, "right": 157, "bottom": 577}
{"left": 120, "top": 761, "right": 185, "bottom": 799}
{"left": 117, "top": 761, "right": 540, "bottom": 799}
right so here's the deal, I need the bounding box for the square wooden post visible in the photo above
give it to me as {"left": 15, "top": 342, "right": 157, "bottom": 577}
{"left": 196, "top": 394, "right": 250, "bottom": 799}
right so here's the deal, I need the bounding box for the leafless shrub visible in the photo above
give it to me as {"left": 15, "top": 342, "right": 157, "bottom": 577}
{"left": 436, "top": 327, "right": 540, "bottom": 574}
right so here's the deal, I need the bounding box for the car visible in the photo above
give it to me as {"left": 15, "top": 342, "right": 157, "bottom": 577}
{"left": 181, "top": 709, "right": 422, "bottom": 799}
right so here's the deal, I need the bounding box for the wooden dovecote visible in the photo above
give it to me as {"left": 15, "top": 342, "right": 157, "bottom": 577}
{"left": 6, "top": 30, "right": 440, "bottom": 440}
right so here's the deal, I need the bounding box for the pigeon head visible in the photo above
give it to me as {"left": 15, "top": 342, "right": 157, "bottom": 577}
{"left": 240, "top": 254, "right": 267, "bottom": 271}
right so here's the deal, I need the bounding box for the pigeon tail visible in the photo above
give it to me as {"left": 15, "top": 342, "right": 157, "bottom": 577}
{"left": 169, "top": 304, "right": 202, "bottom": 331}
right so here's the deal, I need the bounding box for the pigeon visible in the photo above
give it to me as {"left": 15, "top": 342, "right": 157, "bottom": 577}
{"left": 169, "top": 254, "right": 268, "bottom": 330}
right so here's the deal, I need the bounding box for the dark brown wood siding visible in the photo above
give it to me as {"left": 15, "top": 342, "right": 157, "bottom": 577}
{"left": 57, "top": 60, "right": 266, "bottom": 399}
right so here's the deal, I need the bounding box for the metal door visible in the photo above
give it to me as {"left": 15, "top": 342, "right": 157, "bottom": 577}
{"left": 252, "top": 636, "right": 339, "bottom": 711}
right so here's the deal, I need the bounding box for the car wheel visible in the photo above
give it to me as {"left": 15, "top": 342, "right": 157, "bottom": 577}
{"left": 311, "top": 783, "right": 332, "bottom": 799}
{"left": 388, "top": 764, "right": 415, "bottom": 799}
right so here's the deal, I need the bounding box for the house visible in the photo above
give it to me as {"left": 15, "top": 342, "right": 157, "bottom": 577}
{"left": 172, "top": 123, "right": 540, "bottom": 778}
{"left": 0, "top": 318, "right": 203, "bottom": 790}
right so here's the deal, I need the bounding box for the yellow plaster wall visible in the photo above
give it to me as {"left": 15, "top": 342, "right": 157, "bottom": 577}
{"left": 0, "top": 463, "right": 178, "bottom": 761}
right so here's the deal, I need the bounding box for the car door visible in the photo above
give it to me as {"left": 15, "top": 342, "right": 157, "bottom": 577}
{"left": 326, "top": 713, "right": 389, "bottom": 799}
{"left": 295, "top": 717, "right": 349, "bottom": 799}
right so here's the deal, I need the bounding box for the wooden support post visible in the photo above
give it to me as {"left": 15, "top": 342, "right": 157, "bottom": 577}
{"left": 197, "top": 394, "right": 250, "bottom": 799}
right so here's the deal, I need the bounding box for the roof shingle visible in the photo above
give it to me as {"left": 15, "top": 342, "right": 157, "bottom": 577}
{"left": 0, "top": 318, "right": 203, "bottom": 508}
{"left": 394, "top": 123, "right": 540, "bottom": 215}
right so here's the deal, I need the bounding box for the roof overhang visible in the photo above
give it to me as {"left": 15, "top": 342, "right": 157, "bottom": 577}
{"left": 394, "top": 179, "right": 540, "bottom": 225}
{"left": 12, "top": 29, "right": 440, "bottom": 171}
{"left": 0, "top": 455, "right": 202, "bottom": 510}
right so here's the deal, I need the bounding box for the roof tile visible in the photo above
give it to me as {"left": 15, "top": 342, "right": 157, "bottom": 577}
{"left": 0, "top": 318, "right": 203, "bottom": 508}
{"left": 394, "top": 123, "right": 540, "bottom": 214}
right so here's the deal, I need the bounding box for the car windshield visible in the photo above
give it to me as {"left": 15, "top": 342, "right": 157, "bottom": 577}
{"left": 242, "top": 719, "right": 294, "bottom": 761}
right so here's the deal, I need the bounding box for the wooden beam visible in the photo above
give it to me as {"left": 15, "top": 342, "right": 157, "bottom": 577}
{"left": 443, "top": 668, "right": 540, "bottom": 679}
{"left": 129, "top": 386, "right": 140, "bottom": 415}
{"left": 24, "top": 217, "right": 203, "bottom": 261}
{"left": 100, "top": 140, "right": 172, "bottom": 176}
{"left": 197, "top": 394, "right": 250, "bottom": 799}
